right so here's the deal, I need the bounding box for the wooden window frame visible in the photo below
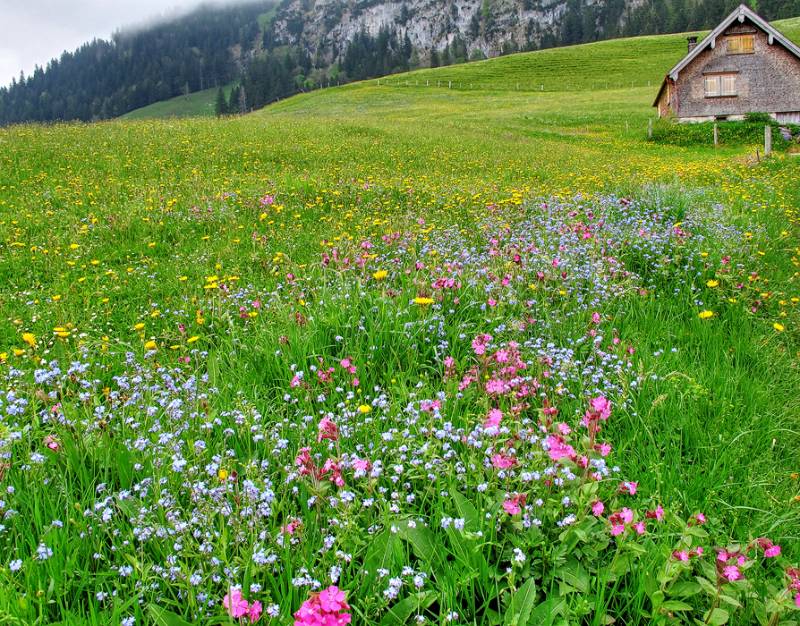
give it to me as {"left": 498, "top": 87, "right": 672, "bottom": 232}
{"left": 704, "top": 73, "right": 738, "bottom": 98}
{"left": 727, "top": 34, "right": 755, "bottom": 55}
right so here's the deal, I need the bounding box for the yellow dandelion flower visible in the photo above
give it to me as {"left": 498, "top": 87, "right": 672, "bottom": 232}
{"left": 187, "top": 336, "right": 200, "bottom": 344}
{"left": 134, "top": 322, "right": 145, "bottom": 331}
{"left": 706, "top": 280, "right": 719, "bottom": 288}
{"left": 414, "top": 297, "right": 434, "bottom": 305}
{"left": 698, "top": 310, "right": 715, "bottom": 320}
{"left": 773, "top": 322, "right": 785, "bottom": 332}
{"left": 218, "top": 468, "right": 229, "bottom": 481}
{"left": 144, "top": 340, "right": 157, "bottom": 351}
{"left": 358, "top": 404, "right": 372, "bottom": 414}
{"left": 12, "top": 348, "right": 25, "bottom": 357}
{"left": 372, "top": 270, "right": 388, "bottom": 280}
{"left": 22, "top": 333, "right": 36, "bottom": 348}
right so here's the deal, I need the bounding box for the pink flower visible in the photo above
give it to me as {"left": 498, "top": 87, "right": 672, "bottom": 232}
{"left": 619, "top": 482, "right": 637, "bottom": 495}
{"left": 591, "top": 312, "right": 601, "bottom": 324}
{"left": 545, "top": 435, "right": 576, "bottom": 462}
{"left": 590, "top": 396, "right": 612, "bottom": 420}
{"left": 596, "top": 442, "right": 612, "bottom": 457}
{"left": 610, "top": 524, "right": 625, "bottom": 536}
{"left": 223, "top": 588, "right": 250, "bottom": 619}
{"left": 249, "top": 601, "right": 263, "bottom": 623}
{"left": 591, "top": 501, "right": 605, "bottom": 516}
{"left": 646, "top": 505, "right": 664, "bottom": 521}
{"left": 723, "top": 565, "right": 742, "bottom": 582}
{"left": 673, "top": 550, "right": 689, "bottom": 562}
{"left": 294, "top": 586, "right": 351, "bottom": 626}
{"left": 317, "top": 416, "right": 339, "bottom": 443}
{"left": 44, "top": 435, "right": 60, "bottom": 451}
{"left": 352, "top": 458, "right": 372, "bottom": 474}
{"left": 795, "top": 593, "right": 800, "bottom": 608}
{"left": 765, "top": 545, "right": 781, "bottom": 558}
{"left": 484, "top": 408, "right": 503, "bottom": 433}
{"left": 503, "top": 493, "right": 526, "bottom": 515}
{"left": 620, "top": 508, "right": 634, "bottom": 524}
{"left": 633, "top": 521, "right": 646, "bottom": 535}
{"left": 491, "top": 453, "right": 517, "bottom": 469}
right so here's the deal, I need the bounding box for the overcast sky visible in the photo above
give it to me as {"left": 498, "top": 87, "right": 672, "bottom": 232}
{"left": 0, "top": 1, "right": 223, "bottom": 87}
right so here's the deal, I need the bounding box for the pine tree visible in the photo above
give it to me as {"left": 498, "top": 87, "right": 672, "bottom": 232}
{"left": 214, "top": 87, "right": 227, "bottom": 117}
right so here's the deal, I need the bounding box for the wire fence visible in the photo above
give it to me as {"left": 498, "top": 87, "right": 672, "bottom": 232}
{"left": 374, "top": 76, "right": 658, "bottom": 93}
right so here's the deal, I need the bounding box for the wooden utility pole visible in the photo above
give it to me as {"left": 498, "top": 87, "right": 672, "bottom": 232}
{"left": 713, "top": 123, "right": 719, "bottom": 147}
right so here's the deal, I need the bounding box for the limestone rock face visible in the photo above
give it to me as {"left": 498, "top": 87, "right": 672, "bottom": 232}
{"left": 267, "top": 0, "right": 641, "bottom": 63}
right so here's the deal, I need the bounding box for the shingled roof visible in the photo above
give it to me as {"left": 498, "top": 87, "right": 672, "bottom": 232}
{"left": 653, "top": 4, "right": 800, "bottom": 107}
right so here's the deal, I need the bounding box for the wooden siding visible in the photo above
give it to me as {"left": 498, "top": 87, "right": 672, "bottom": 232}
{"left": 673, "top": 23, "right": 800, "bottom": 119}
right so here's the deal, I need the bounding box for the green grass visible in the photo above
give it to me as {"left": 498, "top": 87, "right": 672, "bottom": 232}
{"left": 1, "top": 20, "right": 800, "bottom": 626}
{"left": 121, "top": 84, "right": 232, "bottom": 120}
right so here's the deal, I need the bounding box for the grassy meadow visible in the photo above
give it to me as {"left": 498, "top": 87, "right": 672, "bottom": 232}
{"left": 1, "top": 25, "right": 800, "bottom": 626}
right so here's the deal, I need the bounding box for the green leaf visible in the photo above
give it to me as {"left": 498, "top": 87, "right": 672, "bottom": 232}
{"left": 503, "top": 577, "right": 538, "bottom": 626}
{"left": 704, "top": 608, "right": 730, "bottom": 625}
{"left": 148, "top": 604, "right": 193, "bottom": 626}
{"left": 555, "top": 559, "right": 590, "bottom": 594}
{"left": 380, "top": 592, "right": 436, "bottom": 626}
{"left": 363, "top": 530, "right": 401, "bottom": 589}
{"left": 669, "top": 581, "right": 702, "bottom": 598}
{"left": 528, "top": 598, "right": 566, "bottom": 626}
{"left": 397, "top": 521, "right": 443, "bottom": 569}
{"left": 660, "top": 600, "right": 694, "bottom": 612}
{"left": 452, "top": 489, "right": 480, "bottom": 529}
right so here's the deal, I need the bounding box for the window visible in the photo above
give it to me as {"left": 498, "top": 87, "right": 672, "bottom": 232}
{"left": 704, "top": 74, "right": 737, "bottom": 97}
{"left": 728, "top": 34, "right": 755, "bottom": 54}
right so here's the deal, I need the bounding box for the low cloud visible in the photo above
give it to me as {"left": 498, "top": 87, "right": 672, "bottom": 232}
{"left": 0, "top": 0, "right": 245, "bottom": 87}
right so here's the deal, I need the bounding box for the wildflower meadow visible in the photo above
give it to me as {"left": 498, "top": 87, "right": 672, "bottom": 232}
{"left": 1, "top": 33, "right": 800, "bottom": 626}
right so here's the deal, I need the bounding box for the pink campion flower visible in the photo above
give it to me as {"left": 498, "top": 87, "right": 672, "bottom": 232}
{"left": 596, "top": 442, "right": 612, "bottom": 457}
{"left": 471, "top": 333, "right": 492, "bottom": 356}
{"left": 322, "top": 459, "right": 345, "bottom": 487}
{"left": 295, "top": 448, "right": 314, "bottom": 476}
{"left": 545, "top": 435, "right": 576, "bottom": 462}
{"left": 590, "top": 396, "right": 612, "bottom": 420}
{"left": 723, "top": 565, "right": 742, "bottom": 582}
{"left": 795, "top": 593, "right": 800, "bottom": 608}
{"left": 619, "top": 482, "right": 638, "bottom": 496}
{"left": 282, "top": 519, "right": 302, "bottom": 535}
{"left": 646, "top": 505, "right": 665, "bottom": 521}
{"left": 620, "top": 508, "right": 634, "bottom": 524}
{"left": 591, "top": 501, "right": 605, "bottom": 516}
{"left": 633, "top": 521, "right": 646, "bottom": 535}
{"left": 673, "top": 550, "right": 690, "bottom": 562}
{"left": 717, "top": 550, "right": 730, "bottom": 563}
{"left": 294, "top": 586, "right": 351, "bottom": 626}
{"left": 352, "top": 458, "right": 372, "bottom": 475}
{"left": 484, "top": 408, "right": 503, "bottom": 434}
{"left": 757, "top": 538, "right": 782, "bottom": 558}
{"left": 503, "top": 493, "right": 526, "bottom": 515}
{"left": 223, "top": 589, "right": 250, "bottom": 619}
{"left": 690, "top": 512, "right": 707, "bottom": 526}
{"left": 591, "top": 312, "right": 601, "bottom": 324}
{"left": 43, "top": 435, "right": 60, "bottom": 451}
{"left": 765, "top": 545, "right": 781, "bottom": 558}
{"left": 557, "top": 422, "right": 571, "bottom": 435}
{"left": 249, "top": 601, "right": 263, "bottom": 623}
{"left": 317, "top": 417, "right": 339, "bottom": 443}
{"left": 610, "top": 524, "right": 626, "bottom": 536}
{"left": 491, "top": 453, "right": 517, "bottom": 470}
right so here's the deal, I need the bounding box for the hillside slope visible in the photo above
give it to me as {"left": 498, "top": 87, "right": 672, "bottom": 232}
{"left": 122, "top": 16, "right": 800, "bottom": 119}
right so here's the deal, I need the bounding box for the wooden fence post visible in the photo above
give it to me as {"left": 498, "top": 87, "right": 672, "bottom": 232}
{"left": 448, "top": 81, "right": 452, "bottom": 89}
{"left": 765, "top": 125, "right": 772, "bottom": 156}
{"left": 647, "top": 118, "right": 653, "bottom": 139}
{"left": 713, "top": 123, "right": 719, "bottom": 147}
